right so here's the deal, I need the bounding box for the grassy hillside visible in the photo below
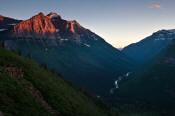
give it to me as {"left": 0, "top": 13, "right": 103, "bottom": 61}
{"left": 0, "top": 32, "right": 134, "bottom": 97}
{"left": 0, "top": 47, "right": 110, "bottom": 116}
{"left": 0, "top": 45, "right": 164, "bottom": 116}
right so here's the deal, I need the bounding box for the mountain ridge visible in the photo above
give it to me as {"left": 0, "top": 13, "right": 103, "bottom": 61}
{"left": 12, "top": 12, "right": 88, "bottom": 39}
{"left": 0, "top": 12, "right": 135, "bottom": 98}
{"left": 122, "top": 29, "right": 175, "bottom": 64}
{"left": 114, "top": 39, "right": 175, "bottom": 115}
{"left": 0, "top": 14, "right": 21, "bottom": 30}
{"left": 13, "top": 12, "right": 56, "bottom": 38}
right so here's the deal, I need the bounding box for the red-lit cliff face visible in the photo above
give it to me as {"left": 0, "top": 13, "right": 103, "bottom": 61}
{"left": 47, "top": 12, "right": 85, "bottom": 35}
{"left": 66, "top": 20, "right": 83, "bottom": 34}
{"left": 13, "top": 12, "right": 88, "bottom": 39}
{"left": 14, "top": 12, "right": 56, "bottom": 37}
{"left": 0, "top": 15, "right": 4, "bottom": 21}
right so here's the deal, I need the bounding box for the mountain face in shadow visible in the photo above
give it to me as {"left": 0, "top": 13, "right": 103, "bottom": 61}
{"left": 122, "top": 30, "right": 175, "bottom": 64}
{"left": 0, "top": 14, "right": 21, "bottom": 30}
{"left": 114, "top": 39, "right": 175, "bottom": 115}
{"left": 0, "top": 12, "right": 134, "bottom": 97}
{"left": 0, "top": 47, "right": 111, "bottom": 116}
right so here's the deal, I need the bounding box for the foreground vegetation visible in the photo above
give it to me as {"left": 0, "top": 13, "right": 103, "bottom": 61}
{"left": 0, "top": 47, "right": 111, "bottom": 116}
{"left": 0, "top": 46, "right": 167, "bottom": 116}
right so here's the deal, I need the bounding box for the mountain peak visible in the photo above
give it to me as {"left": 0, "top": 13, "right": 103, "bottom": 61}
{"left": 47, "top": 12, "right": 60, "bottom": 18}
{"left": 13, "top": 12, "right": 56, "bottom": 37}
{"left": 32, "top": 12, "right": 45, "bottom": 19}
{"left": 12, "top": 12, "right": 86, "bottom": 38}
{"left": 38, "top": 12, "right": 45, "bottom": 16}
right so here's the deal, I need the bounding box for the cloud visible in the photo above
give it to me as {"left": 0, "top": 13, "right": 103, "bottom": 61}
{"left": 149, "top": 4, "right": 161, "bottom": 8}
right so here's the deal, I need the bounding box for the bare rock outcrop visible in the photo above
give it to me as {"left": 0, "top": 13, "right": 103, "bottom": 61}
{"left": 0, "top": 65, "right": 24, "bottom": 78}
{"left": 14, "top": 12, "right": 56, "bottom": 38}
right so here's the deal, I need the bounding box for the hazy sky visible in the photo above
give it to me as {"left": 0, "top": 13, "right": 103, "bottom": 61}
{"left": 1, "top": 0, "right": 175, "bottom": 48}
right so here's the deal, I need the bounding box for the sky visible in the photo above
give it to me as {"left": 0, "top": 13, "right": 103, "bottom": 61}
{"left": 1, "top": 0, "right": 175, "bottom": 48}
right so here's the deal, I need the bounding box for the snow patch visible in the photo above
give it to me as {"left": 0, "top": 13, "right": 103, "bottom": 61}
{"left": 168, "top": 29, "right": 175, "bottom": 33}
{"left": 115, "top": 80, "right": 119, "bottom": 89}
{"left": 60, "top": 39, "right": 68, "bottom": 41}
{"left": 56, "top": 29, "right": 59, "bottom": 32}
{"left": 84, "top": 43, "right": 90, "bottom": 47}
{"left": 97, "top": 96, "right": 101, "bottom": 98}
{"left": 0, "top": 29, "right": 8, "bottom": 31}
{"left": 154, "top": 37, "right": 173, "bottom": 41}
{"left": 125, "top": 72, "right": 131, "bottom": 77}
{"left": 94, "top": 38, "right": 98, "bottom": 41}
{"left": 91, "top": 35, "right": 98, "bottom": 40}
{"left": 8, "top": 23, "right": 17, "bottom": 26}
{"left": 155, "top": 38, "right": 166, "bottom": 41}
{"left": 155, "top": 38, "right": 173, "bottom": 41}
{"left": 110, "top": 80, "right": 119, "bottom": 94}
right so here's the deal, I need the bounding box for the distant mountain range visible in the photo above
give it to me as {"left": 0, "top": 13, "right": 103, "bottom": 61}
{"left": 122, "top": 29, "right": 175, "bottom": 64}
{"left": 0, "top": 12, "right": 134, "bottom": 97}
{"left": 106, "top": 30, "right": 175, "bottom": 115}
{"left": 114, "top": 39, "right": 175, "bottom": 115}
